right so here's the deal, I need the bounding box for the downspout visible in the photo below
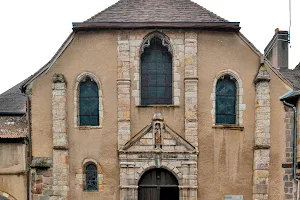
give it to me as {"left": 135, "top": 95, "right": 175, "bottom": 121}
{"left": 26, "top": 96, "right": 32, "bottom": 200}
{"left": 283, "top": 101, "right": 297, "bottom": 180}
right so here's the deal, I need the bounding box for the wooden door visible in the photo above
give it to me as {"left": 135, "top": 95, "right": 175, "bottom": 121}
{"left": 138, "top": 168, "right": 179, "bottom": 200}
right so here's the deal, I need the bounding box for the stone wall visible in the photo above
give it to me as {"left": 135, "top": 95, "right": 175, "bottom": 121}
{"left": 31, "top": 166, "right": 53, "bottom": 199}
{"left": 282, "top": 106, "right": 295, "bottom": 199}
{"left": 184, "top": 32, "right": 198, "bottom": 148}
{"left": 117, "top": 32, "right": 131, "bottom": 150}
{"left": 253, "top": 66, "right": 271, "bottom": 200}
{"left": 52, "top": 74, "right": 69, "bottom": 199}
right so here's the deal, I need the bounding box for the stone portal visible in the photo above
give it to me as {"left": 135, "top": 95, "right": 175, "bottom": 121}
{"left": 119, "top": 113, "right": 198, "bottom": 200}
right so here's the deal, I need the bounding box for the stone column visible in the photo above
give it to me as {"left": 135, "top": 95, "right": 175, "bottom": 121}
{"left": 253, "top": 66, "right": 271, "bottom": 200}
{"left": 184, "top": 32, "right": 198, "bottom": 148}
{"left": 117, "top": 32, "right": 131, "bottom": 149}
{"left": 52, "top": 74, "right": 69, "bottom": 199}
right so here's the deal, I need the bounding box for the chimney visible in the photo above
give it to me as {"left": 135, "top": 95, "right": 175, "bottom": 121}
{"left": 264, "top": 28, "right": 289, "bottom": 69}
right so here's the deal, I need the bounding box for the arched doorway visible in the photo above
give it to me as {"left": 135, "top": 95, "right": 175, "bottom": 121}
{"left": 138, "top": 168, "right": 179, "bottom": 200}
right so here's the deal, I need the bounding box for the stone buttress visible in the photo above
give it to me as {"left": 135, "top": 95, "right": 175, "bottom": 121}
{"left": 184, "top": 32, "right": 198, "bottom": 148}
{"left": 117, "top": 32, "right": 131, "bottom": 150}
{"left": 253, "top": 65, "right": 271, "bottom": 200}
{"left": 52, "top": 74, "right": 69, "bottom": 199}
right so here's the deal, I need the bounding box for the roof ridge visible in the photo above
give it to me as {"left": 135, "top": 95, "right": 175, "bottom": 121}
{"left": 83, "top": 0, "right": 229, "bottom": 24}
{"left": 84, "top": 0, "right": 123, "bottom": 23}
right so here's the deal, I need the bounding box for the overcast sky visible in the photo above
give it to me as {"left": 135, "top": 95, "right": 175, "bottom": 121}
{"left": 0, "top": 0, "right": 298, "bottom": 94}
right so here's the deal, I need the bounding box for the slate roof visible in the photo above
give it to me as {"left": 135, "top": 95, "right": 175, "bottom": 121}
{"left": 85, "top": 0, "right": 228, "bottom": 23}
{"left": 0, "top": 80, "right": 27, "bottom": 115}
{"left": 280, "top": 63, "right": 300, "bottom": 89}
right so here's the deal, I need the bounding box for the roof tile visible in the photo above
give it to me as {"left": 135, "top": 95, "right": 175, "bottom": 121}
{"left": 85, "top": 0, "right": 228, "bottom": 23}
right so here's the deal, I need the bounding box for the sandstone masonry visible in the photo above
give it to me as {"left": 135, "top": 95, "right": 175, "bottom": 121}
{"left": 52, "top": 74, "right": 69, "bottom": 199}
{"left": 253, "top": 65, "right": 271, "bottom": 200}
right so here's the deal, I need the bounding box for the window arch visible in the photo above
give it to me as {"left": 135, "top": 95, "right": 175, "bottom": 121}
{"left": 84, "top": 163, "right": 98, "bottom": 191}
{"left": 216, "top": 75, "right": 237, "bottom": 124}
{"left": 75, "top": 72, "right": 103, "bottom": 127}
{"left": 140, "top": 32, "right": 173, "bottom": 105}
{"left": 212, "top": 69, "right": 245, "bottom": 126}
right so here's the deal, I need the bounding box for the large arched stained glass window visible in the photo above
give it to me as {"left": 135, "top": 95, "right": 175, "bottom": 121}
{"left": 216, "top": 75, "right": 237, "bottom": 124}
{"left": 85, "top": 163, "right": 98, "bottom": 191}
{"left": 141, "top": 36, "right": 172, "bottom": 105}
{"left": 79, "top": 77, "right": 99, "bottom": 126}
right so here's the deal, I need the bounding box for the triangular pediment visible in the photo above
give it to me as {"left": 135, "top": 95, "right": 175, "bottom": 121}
{"left": 121, "top": 116, "right": 196, "bottom": 152}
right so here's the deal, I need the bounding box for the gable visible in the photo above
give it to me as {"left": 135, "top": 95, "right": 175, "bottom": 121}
{"left": 122, "top": 120, "right": 196, "bottom": 152}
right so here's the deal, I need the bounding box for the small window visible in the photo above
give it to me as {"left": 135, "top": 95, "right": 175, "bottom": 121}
{"left": 141, "top": 36, "right": 172, "bottom": 105}
{"left": 216, "top": 75, "right": 237, "bottom": 124}
{"left": 85, "top": 163, "right": 98, "bottom": 191}
{"left": 79, "top": 77, "right": 99, "bottom": 126}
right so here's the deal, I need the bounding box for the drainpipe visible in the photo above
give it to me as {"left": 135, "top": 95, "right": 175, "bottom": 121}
{"left": 297, "top": 180, "right": 300, "bottom": 200}
{"left": 26, "top": 96, "right": 32, "bottom": 200}
{"left": 283, "top": 101, "right": 297, "bottom": 180}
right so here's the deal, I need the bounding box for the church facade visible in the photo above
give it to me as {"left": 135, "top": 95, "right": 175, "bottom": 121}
{"left": 0, "top": 0, "right": 299, "bottom": 200}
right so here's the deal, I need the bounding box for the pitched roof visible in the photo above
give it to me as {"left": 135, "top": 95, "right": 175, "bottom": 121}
{"left": 73, "top": 0, "right": 240, "bottom": 30}
{"left": 280, "top": 65, "right": 300, "bottom": 89}
{"left": 0, "top": 80, "right": 27, "bottom": 115}
{"left": 86, "top": 0, "right": 228, "bottom": 23}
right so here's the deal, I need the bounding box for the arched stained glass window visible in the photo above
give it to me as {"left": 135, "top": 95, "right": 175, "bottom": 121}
{"left": 79, "top": 77, "right": 99, "bottom": 126}
{"left": 216, "top": 75, "right": 237, "bottom": 124}
{"left": 141, "top": 36, "right": 172, "bottom": 105}
{"left": 85, "top": 163, "right": 98, "bottom": 191}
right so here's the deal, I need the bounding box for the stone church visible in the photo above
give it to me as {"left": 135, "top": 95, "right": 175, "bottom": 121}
{"left": 0, "top": 0, "right": 299, "bottom": 199}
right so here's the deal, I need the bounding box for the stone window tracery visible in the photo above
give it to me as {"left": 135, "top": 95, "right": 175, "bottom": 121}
{"left": 140, "top": 34, "right": 173, "bottom": 105}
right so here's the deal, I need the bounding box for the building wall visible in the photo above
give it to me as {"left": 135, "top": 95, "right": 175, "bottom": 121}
{"left": 268, "top": 68, "right": 290, "bottom": 199}
{"left": 197, "top": 31, "right": 258, "bottom": 199}
{"left": 29, "top": 29, "right": 290, "bottom": 199}
{"left": 0, "top": 115, "right": 27, "bottom": 200}
{"left": 31, "top": 31, "right": 119, "bottom": 199}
